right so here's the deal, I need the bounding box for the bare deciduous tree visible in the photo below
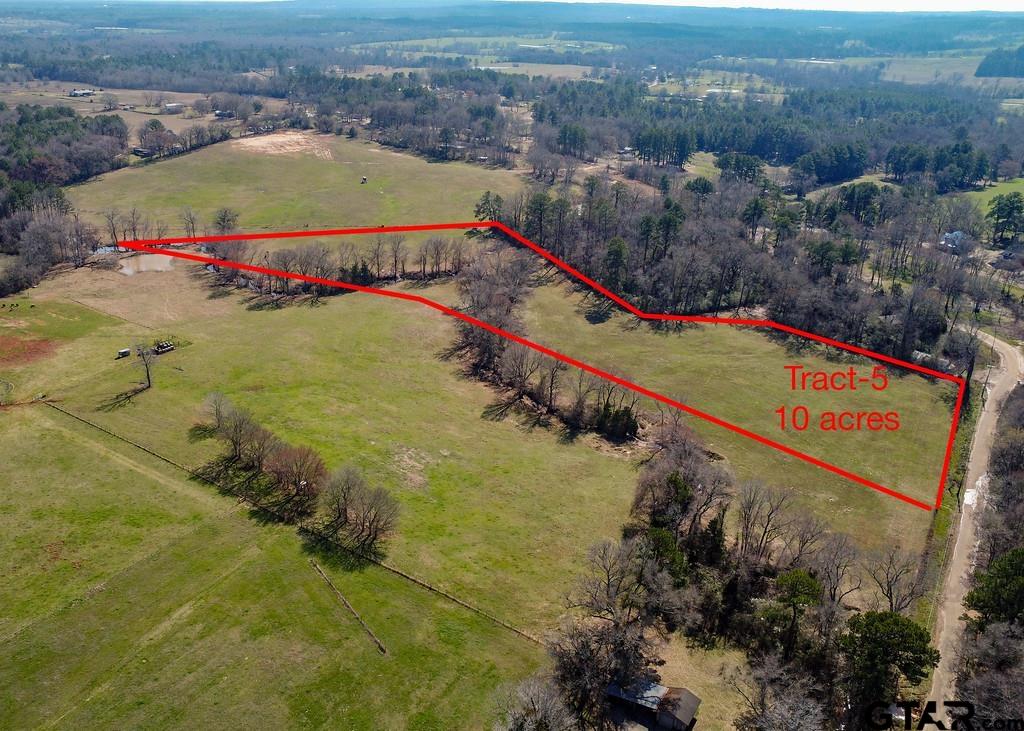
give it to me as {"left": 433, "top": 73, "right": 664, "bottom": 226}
{"left": 318, "top": 465, "right": 399, "bottom": 552}
{"left": 864, "top": 545, "right": 924, "bottom": 614}
{"left": 729, "top": 656, "right": 827, "bottom": 731}
{"left": 570, "top": 539, "right": 648, "bottom": 628}
{"left": 135, "top": 343, "right": 156, "bottom": 390}
{"left": 388, "top": 235, "right": 407, "bottom": 279}
{"left": 736, "top": 481, "right": 793, "bottom": 566}
{"left": 266, "top": 444, "right": 326, "bottom": 521}
{"left": 494, "top": 675, "right": 576, "bottom": 731}
{"left": 181, "top": 206, "right": 198, "bottom": 239}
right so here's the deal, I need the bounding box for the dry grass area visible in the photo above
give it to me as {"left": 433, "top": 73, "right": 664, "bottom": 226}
{"left": 476, "top": 62, "right": 596, "bottom": 79}
{"left": 234, "top": 130, "right": 334, "bottom": 159}
{"left": 659, "top": 639, "right": 747, "bottom": 731}
{"left": 32, "top": 258, "right": 237, "bottom": 328}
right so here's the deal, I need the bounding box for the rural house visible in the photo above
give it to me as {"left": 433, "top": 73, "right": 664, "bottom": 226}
{"left": 607, "top": 682, "right": 702, "bottom": 730}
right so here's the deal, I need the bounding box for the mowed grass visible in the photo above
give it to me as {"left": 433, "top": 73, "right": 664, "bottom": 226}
{"left": 8, "top": 272, "right": 637, "bottom": 632}
{"left": 967, "top": 177, "right": 1024, "bottom": 208}
{"left": 0, "top": 409, "right": 541, "bottom": 729}
{"left": 525, "top": 283, "right": 953, "bottom": 551}
{"left": 67, "top": 132, "right": 524, "bottom": 237}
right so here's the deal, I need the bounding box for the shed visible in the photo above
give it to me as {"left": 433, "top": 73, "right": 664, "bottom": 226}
{"left": 608, "top": 681, "right": 701, "bottom": 730}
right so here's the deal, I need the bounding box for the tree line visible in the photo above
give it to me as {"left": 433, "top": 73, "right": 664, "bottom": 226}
{"left": 199, "top": 229, "right": 475, "bottom": 304}
{"left": 447, "top": 244, "right": 642, "bottom": 441}
{"left": 200, "top": 394, "right": 399, "bottom": 555}
{"left": 976, "top": 44, "right": 1024, "bottom": 78}
{"left": 956, "top": 384, "right": 1024, "bottom": 720}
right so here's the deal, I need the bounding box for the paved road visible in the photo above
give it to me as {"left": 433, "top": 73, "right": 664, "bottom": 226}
{"left": 928, "top": 330, "right": 1023, "bottom": 705}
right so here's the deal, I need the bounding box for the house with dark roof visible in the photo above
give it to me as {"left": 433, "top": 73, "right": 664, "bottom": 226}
{"left": 608, "top": 681, "right": 702, "bottom": 730}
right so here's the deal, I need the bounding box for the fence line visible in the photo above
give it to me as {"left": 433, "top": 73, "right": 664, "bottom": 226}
{"left": 39, "top": 401, "right": 543, "bottom": 646}
{"left": 310, "top": 559, "right": 387, "bottom": 655}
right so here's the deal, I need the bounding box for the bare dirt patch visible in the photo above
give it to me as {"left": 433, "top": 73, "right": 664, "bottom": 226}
{"left": 0, "top": 335, "right": 57, "bottom": 366}
{"left": 393, "top": 445, "right": 435, "bottom": 489}
{"left": 33, "top": 261, "right": 236, "bottom": 327}
{"left": 233, "top": 130, "right": 333, "bottom": 160}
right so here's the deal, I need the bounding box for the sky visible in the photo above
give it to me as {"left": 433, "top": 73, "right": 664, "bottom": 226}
{"left": 517, "top": 0, "right": 1023, "bottom": 10}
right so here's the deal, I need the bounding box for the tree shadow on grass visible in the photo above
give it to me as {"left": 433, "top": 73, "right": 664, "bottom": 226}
{"left": 244, "top": 295, "right": 287, "bottom": 311}
{"left": 584, "top": 299, "right": 615, "bottom": 324}
{"left": 96, "top": 384, "right": 148, "bottom": 412}
{"left": 557, "top": 423, "right": 586, "bottom": 444}
{"left": 299, "top": 531, "right": 376, "bottom": 574}
{"left": 188, "top": 423, "right": 217, "bottom": 442}
{"left": 482, "top": 394, "right": 520, "bottom": 421}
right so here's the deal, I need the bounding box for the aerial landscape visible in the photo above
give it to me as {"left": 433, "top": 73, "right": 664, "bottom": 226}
{"left": 1, "top": 0, "right": 1024, "bottom": 729}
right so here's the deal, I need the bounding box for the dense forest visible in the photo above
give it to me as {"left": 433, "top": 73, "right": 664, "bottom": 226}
{"left": 483, "top": 167, "right": 1004, "bottom": 367}
{"left": 529, "top": 76, "right": 1024, "bottom": 192}
{"left": 976, "top": 44, "right": 1024, "bottom": 78}
{"left": 0, "top": 103, "right": 127, "bottom": 295}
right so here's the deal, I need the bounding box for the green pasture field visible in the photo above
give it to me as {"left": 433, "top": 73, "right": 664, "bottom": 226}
{"left": 0, "top": 408, "right": 541, "bottom": 729}
{"left": 807, "top": 172, "right": 894, "bottom": 201}
{"left": 966, "top": 177, "right": 1024, "bottom": 208}
{"left": 0, "top": 265, "right": 741, "bottom": 731}
{"left": 682, "top": 151, "right": 721, "bottom": 181}
{"left": 66, "top": 132, "right": 525, "bottom": 241}
{"left": 4, "top": 132, "right": 959, "bottom": 727}
{"left": 3, "top": 275, "right": 637, "bottom": 633}
{"left": 525, "top": 283, "right": 956, "bottom": 554}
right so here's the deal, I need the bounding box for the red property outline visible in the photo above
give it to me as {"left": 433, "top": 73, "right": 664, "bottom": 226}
{"left": 120, "top": 221, "right": 967, "bottom": 512}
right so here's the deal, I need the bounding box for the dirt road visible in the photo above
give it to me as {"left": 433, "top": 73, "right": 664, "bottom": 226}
{"left": 928, "top": 330, "right": 1023, "bottom": 704}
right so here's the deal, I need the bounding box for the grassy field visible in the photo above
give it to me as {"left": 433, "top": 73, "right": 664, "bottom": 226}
{"left": 67, "top": 131, "right": 524, "bottom": 239}
{"left": 525, "top": 283, "right": 954, "bottom": 553}
{"left": 4, "top": 269, "right": 637, "bottom": 632}
{"left": 0, "top": 255, "right": 786, "bottom": 729}
{"left": 5, "top": 132, "right": 961, "bottom": 726}
{"left": 966, "top": 177, "right": 1024, "bottom": 208}
{"left": 476, "top": 62, "right": 595, "bottom": 79}
{"left": 0, "top": 408, "right": 542, "bottom": 729}
{"left": 807, "top": 172, "right": 893, "bottom": 200}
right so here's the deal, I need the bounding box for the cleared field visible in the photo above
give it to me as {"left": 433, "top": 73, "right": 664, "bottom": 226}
{"left": 476, "top": 62, "right": 595, "bottom": 79}
{"left": 0, "top": 408, "right": 541, "bottom": 729}
{"left": 525, "top": 283, "right": 954, "bottom": 552}
{"left": 807, "top": 172, "right": 893, "bottom": 200}
{"left": 837, "top": 55, "right": 1024, "bottom": 93}
{"left": 358, "top": 34, "right": 616, "bottom": 54}
{"left": 2, "top": 255, "right": 755, "bottom": 731}
{"left": 11, "top": 133, "right": 959, "bottom": 725}
{"left": 67, "top": 131, "right": 524, "bottom": 238}
{"left": 6, "top": 271, "right": 636, "bottom": 632}
{"left": 966, "top": 177, "right": 1024, "bottom": 208}
{"left": 0, "top": 80, "right": 282, "bottom": 136}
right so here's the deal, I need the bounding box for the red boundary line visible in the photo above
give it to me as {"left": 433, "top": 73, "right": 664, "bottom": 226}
{"left": 120, "top": 221, "right": 968, "bottom": 513}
